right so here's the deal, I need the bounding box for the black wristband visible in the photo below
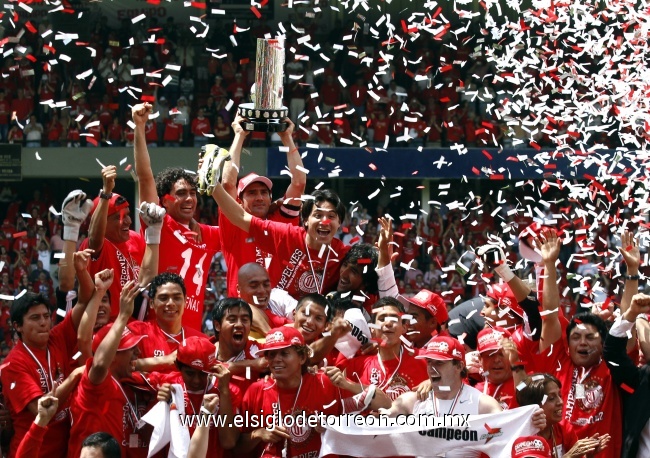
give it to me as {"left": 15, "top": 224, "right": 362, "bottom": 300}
{"left": 99, "top": 190, "right": 113, "bottom": 200}
{"left": 625, "top": 274, "right": 640, "bottom": 281}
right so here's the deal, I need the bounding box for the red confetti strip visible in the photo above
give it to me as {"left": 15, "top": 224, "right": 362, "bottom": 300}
{"left": 12, "top": 231, "right": 27, "bottom": 239}
{"left": 490, "top": 174, "right": 505, "bottom": 180}
{"left": 25, "top": 21, "right": 37, "bottom": 33}
{"left": 620, "top": 383, "right": 635, "bottom": 394}
{"left": 240, "top": 58, "right": 249, "bottom": 65}
{"left": 357, "top": 258, "right": 372, "bottom": 265}
{"left": 251, "top": 6, "right": 261, "bottom": 18}
{"left": 190, "top": 1, "right": 206, "bottom": 8}
{"left": 440, "top": 65, "right": 453, "bottom": 73}
{"left": 125, "top": 164, "right": 132, "bottom": 171}
{"left": 349, "top": 236, "right": 360, "bottom": 244}
{"left": 86, "top": 137, "right": 98, "bottom": 146}
{"left": 369, "top": 163, "right": 377, "bottom": 171}
{"left": 482, "top": 150, "right": 493, "bottom": 160}
{"left": 147, "top": 0, "right": 161, "bottom": 4}
{"left": 471, "top": 167, "right": 480, "bottom": 175}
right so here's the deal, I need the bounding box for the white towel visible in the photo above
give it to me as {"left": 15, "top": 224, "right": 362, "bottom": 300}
{"left": 142, "top": 384, "right": 191, "bottom": 458}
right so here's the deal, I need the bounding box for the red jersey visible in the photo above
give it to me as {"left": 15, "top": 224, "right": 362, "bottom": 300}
{"left": 163, "top": 119, "right": 182, "bottom": 142}
{"left": 68, "top": 360, "right": 155, "bottom": 458}
{"left": 219, "top": 207, "right": 299, "bottom": 298}
{"left": 144, "top": 371, "right": 242, "bottom": 458}
{"left": 128, "top": 320, "right": 207, "bottom": 359}
{"left": 1, "top": 313, "right": 77, "bottom": 458}
{"left": 214, "top": 338, "right": 261, "bottom": 393}
{"left": 80, "top": 231, "right": 145, "bottom": 320}
{"left": 529, "top": 336, "right": 622, "bottom": 456}
{"left": 241, "top": 372, "right": 348, "bottom": 458}
{"left": 145, "top": 214, "right": 220, "bottom": 331}
{"left": 474, "top": 378, "right": 519, "bottom": 410}
{"left": 191, "top": 117, "right": 211, "bottom": 137}
{"left": 338, "top": 347, "right": 428, "bottom": 401}
{"left": 248, "top": 217, "right": 350, "bottom": 300}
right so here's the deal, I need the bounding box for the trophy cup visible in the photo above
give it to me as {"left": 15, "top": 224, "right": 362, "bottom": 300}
{"left": 237, "top": 37, "right": 288, "bottom": 132}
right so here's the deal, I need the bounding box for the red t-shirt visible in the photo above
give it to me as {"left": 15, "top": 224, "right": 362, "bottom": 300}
{"left": 529, "top": 336, "right": 622, "bottom": 456}
{"left": 163, "top": 119, "right": 182, "bottom": 142}
{"left": 338, "top": 347, "right": 428, "bottom": 401}
{"left": 1, "top": 313, "right": 77, "bottom": 458}
{"left": 219, "top": 207, "right": 298, "bottom": 298}
{"left": 69, "top": 360, "right": 153, "bottom": 458}
{"left": 80, "top": 231, "right": 145, "bottom": 320}
{"left": 241, "top": 372, "right": 348, "bottom": 458}
{"left": 191, "top": 118, "right": 211, "bottom": 137}
{"left": 144, "top": 214, "right": 220, "bottom": 331}
{"left": 214, "top": 338, "right": 261, "bottom": 393}
{"left": 474, "top": 378, "right": 519, "bottom": 410}
{"left": 247, "top": 217, "right": 350, "bottom": 300}
{"left": 144, "top": 371, "right": 242, "bottom": 458}
{"left": 128, "top": 320, "right": 207, "bottom": 359}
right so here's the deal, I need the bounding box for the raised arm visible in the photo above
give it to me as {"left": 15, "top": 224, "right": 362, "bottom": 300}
{"left": 87, "top": 166, "right": 116, "bottom": 254}
{"left": 221, "top": 115, "right": 250, "bottom": 199}
{"left": 618, "top": 230, "right": 640, "bottom": 315}
{"left": 132, "top": 103, "right": 158, "bottom": 205}
{"left": 70, "top": 249, "right": 99, "bottom": 329}
{"left": 376, "top": 217, "right": 399, "bottom": 298}
{"left": 277, "top": 118, "right": 306, "bottom": 203}
{"left": 212, "top": 177, "right": 253, "bottom": 233}
{"left": 59, "top": 190, "right": 93, "bottom": 292}
{"left": 536, "top": 229, "right": 562, "bottom": 352}
{"left": 137, "top": 202, "right": 165, "bottom": 286}
{"left": 88, "top": 280, "right": 138, "bottom": 385}
{"left": 77, "top": 269, "right": 113, "bottom": 361}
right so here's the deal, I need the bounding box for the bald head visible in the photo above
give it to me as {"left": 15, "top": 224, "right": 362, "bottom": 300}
{"left": 237, "top": 262, "right": 271, "bottom": 309}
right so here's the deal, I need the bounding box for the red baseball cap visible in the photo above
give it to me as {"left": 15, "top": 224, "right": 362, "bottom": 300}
{"left": 400, "top": 289, "right": 448, "bottom": 323}
{"left": 511, "top": 436, "right": 552, "bottom": 458}
{"left": 91, "top": 193, "right": 129, "bottom": 217}
{"left": 416, "top": 336, "right": 465, "bottom": 362}
{"left": 237, "top": 173, "right": 273, "bottom": 196}
{"left": 476, "top": 327, "right": 511, "bottom": 354}
{"left": 92, "top": 323, "right": 146, "bottom": 354}
{"left": 176, "top": 336, "right": 217, "bottom": 372}
{"left": 261, "top": 326, "right": 305, "bottom": 353}
{"left": 486, "top": 282, "right": 524, "bottom": 318}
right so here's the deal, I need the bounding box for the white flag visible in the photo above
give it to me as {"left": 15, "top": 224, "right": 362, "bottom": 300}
{"left": 319, "top": 405, "right": 538, "bottom": 457}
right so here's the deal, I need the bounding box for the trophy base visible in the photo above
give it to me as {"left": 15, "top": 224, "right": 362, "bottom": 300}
{"left": 238, "top": 103, "right": 289, "bottom": 132}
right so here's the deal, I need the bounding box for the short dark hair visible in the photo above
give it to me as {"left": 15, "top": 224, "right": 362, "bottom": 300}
{"left": 340, "top": 244, "right": 379, "bottom": 295}
{"left": 301, "top": 189, "right": 346, "bottom": 225}
{"left": 155, "top": 167, "right": 198, "bottom": 200}
{"left": 516, "top": 373, "right": 562, "bottom": 407}
{"left": 81, "top": 432, "right": 121, "bottom": 458}
{"left": 10, "top": 292, "right": 49, "bottom": 337}
{"left": 452, "top": 359, "right": 468, "bottom": 379}
{"left": 371, "top": 296, "right": 404, "bottom": 323}
{"left": 296, "top": 293, "right": 333, "bottom": 322}
{"left": 211, "top": 297, "right": 252, "bottom": 324}
{"left": 149, "top": 272, "right": 186, "bottom": 299}
{"left": 566, "top": 312, "right": 608, "bottom": 345}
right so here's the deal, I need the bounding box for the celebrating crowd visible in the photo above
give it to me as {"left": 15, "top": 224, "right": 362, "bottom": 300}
{"left": 0, "top": 104, "right": 645, "bottom": 458}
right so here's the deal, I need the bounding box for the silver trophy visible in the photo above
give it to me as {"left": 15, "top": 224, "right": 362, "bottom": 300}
{"left": 237, "top": 37, "right": 288, "bottom": 132}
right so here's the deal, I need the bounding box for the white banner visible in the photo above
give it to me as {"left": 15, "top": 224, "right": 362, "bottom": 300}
{"left": 319, "top": 405, "right": 538, "bottom": 458}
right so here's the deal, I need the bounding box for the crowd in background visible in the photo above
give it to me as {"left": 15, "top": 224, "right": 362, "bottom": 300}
{"left": 0, "top": 11, "right": 620, "bottom": 150}
{"left": 1, "top": 175, "right": 646, "bottom": 362}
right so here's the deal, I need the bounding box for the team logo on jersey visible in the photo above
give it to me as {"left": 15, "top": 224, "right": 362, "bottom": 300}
{"left": 298, "top": 271, "right": 320, "bottom": 294}
{"left": 288, "top": 410, "right": 312, "bottom": 444}
{"left": 579, "top": 379, "right": 604, "bottom": 410}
